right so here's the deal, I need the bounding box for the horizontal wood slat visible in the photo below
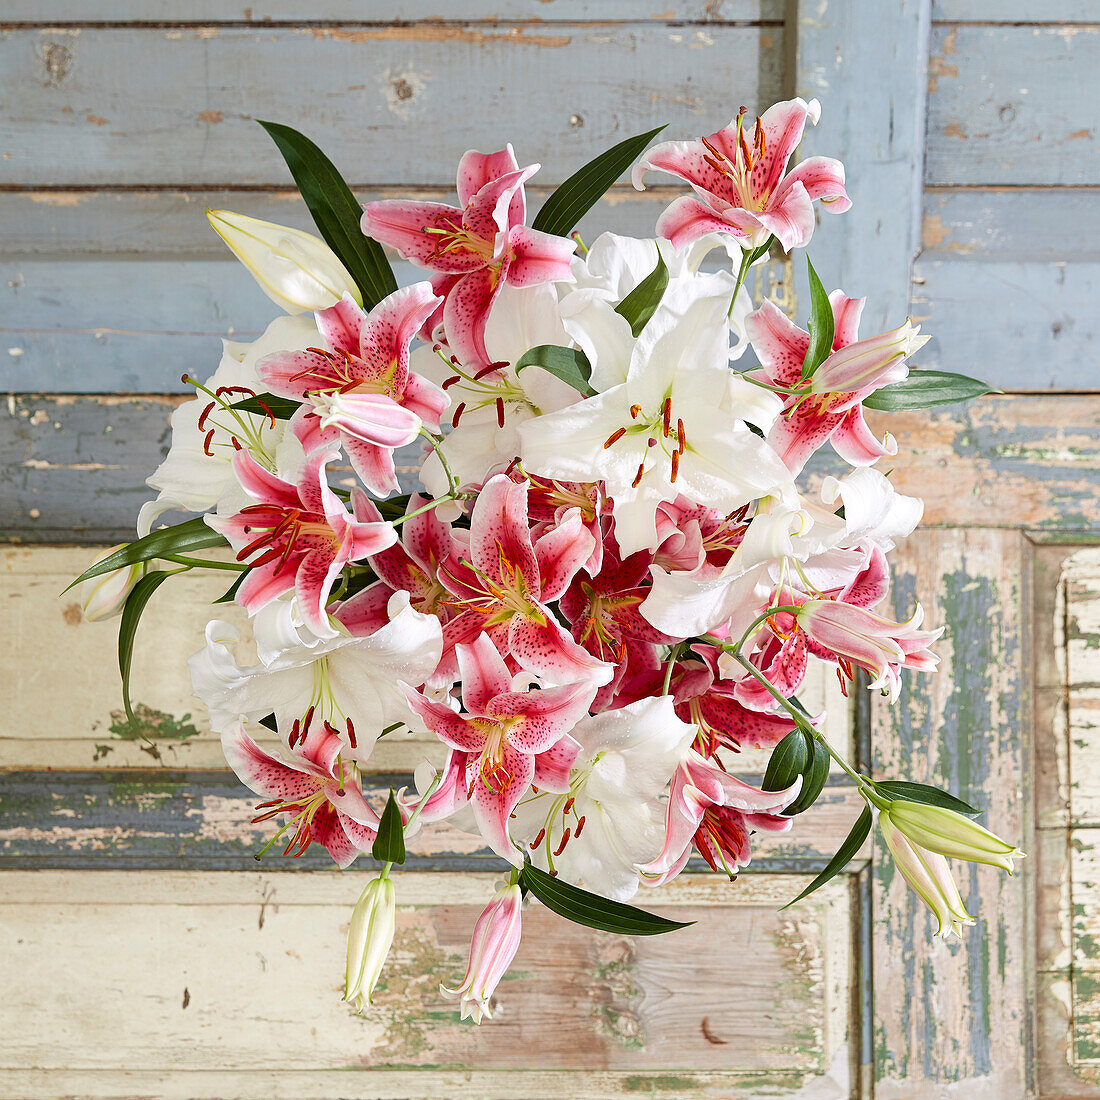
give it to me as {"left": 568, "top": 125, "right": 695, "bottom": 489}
{"left": 925, "top": 24, "right": 1100, "bottom": 186}
{"left": 0, "top": 187, "right": 674, "bottom": 256}
{"left": 923, "top": 188, "right": 1100, "bottom": 262}
{"left": 0, "top": 1, "right": 784, "bottom": 22}
{"left": 0, "top": 25, "right": 782, "bottom": 188}
{"left": 932, "top": 1, "right": 1100, "bottom": 21}
{"left": 911, "top": 259, "right": 1100, "bottom": 390}
{"left": 0, "top": 871, "right": 855, "bottom": 1095}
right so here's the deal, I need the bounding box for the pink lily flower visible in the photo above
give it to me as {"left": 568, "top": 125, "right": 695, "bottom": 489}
{"left": 747, "top": 293, "right": 928, "bottom": 475}
{"left": 403, "top": 634, "right": 593, "bottom": 863}
{"left": 222, "top": 722, "right": 381, "bottom": 868}
{"left": 336, "top": 494, "right": 464, "bottom": 635}
{"left": 796, "top": 600, "right": 942, "bottom": 704}
{"left": 639, "top": 750, "right": 800, "bottom": 884}
{"left": 361, "top": 147, "right": 576, "bottom": 366}
{"left": 208, "top": 447, "right": 396, "bottom": 637}
{"left": 632, "top": 98, "right": 850, "bottom": 252}
{"left": 258, "top": 285, "right": 448, "bottom": 497}
{"left": 436, "top": 474, "right": 613, "bottom": 687}
{"left": 526, "top": 475, "right": 606, "bottom": 576}
{"left": 443, "top": 882, "right": 523, "bottom": 1023}
{"left": 558, "top": 536, "right": 674, "bottom": 709}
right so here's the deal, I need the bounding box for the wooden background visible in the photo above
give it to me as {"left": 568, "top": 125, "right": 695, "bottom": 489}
{"left": 1, "top": 1, "right": 1097, "bottom": 1097}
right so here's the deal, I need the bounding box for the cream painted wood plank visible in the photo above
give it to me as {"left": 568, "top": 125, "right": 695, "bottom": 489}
{"left": 1065, "top": 549, "right": 1100, "bottom": 828}
{"left": 870, "top": 529, "right": 1029, "bottom": 1098}
{"left": 0, "top": 544, "right": 853, "bottom": 771}
{"left": 0, "top": 870, "right": 856, "bottom": 1095}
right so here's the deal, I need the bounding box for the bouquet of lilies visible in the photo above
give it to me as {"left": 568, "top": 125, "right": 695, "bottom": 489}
{"left": 73, "top": 96, "right": 1023, "bottom": 1024}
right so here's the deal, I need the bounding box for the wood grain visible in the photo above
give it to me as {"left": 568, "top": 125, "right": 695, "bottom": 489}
{"left": 926, "top": 24, "right": 1100, "bottom": 186}
{"left": 0, "top": 25, "right": 783, "bottom": 188}
{"left": 870, "top": 529, "right": 1029, "bottom": 1098}
{"left": 0, "top": 870, "right": 856, "bottom": 1096}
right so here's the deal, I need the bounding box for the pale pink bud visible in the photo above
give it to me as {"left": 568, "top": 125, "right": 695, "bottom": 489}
{"left": 810, "top": 319, "right": 928, "bottom": 406}
{"left": 442, "top": 883, "right": 522, "bottom": 1023}
{"left": 311, "top": 391, "right": 422, "bottom": 449}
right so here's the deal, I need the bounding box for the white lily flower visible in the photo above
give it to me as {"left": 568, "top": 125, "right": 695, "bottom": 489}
{"left": 413, "top": 282, "right": 581, "bottom": 496}
{"left": 819, "top": 467, "right": 923, "bottom": 553}
{"left": 207, "top": 210, "right": 361, "bottom": 314}
{"left": 513, "top": 696, "right": 697, "bottom": 901}
{"left": 138, "top": 313, "right": 316, "bottom": 535}
{"left": 188, "top": 591, "right": 442, "bottom": 764}
{"left": 519, "top": 276, "right": 793, "bottom": 556}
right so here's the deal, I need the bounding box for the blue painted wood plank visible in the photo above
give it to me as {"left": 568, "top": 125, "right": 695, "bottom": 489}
{"left": 2, "top": 1, "right": 782, "bottom": 21}
{"left": 0, "top": 187, "right": 674, "bottom": 256}
{"left": 923, "top": 188, "right": 1100, "bottom": 261}
{"left": 933, "top": 0, "right": 1100, "bottom": 20}
{"left": 926, "top": 24, "right": 1100, "bottom": 185}
{"left": 912, "top": 259, "right": 1100, "bottom": 390}
{"left": 0, "top": 25, "right": 782, "bottom": 187}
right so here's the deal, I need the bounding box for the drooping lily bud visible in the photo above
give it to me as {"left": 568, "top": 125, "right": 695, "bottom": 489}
{"left": 344, "top": 874, "right": 397, "bottom": 1012}
{"left": 206, "top": 210, "right": 361, "bottom": 314}
{"left": 442, "top": 882, "right": 523, "bottom": 1023}
{"left": 876, "top": 808, "right": 975, "bottom": 939}
{"left": 808, "top": 319, "right": 928, "bottom": 401}
{"left": 79, "top": 547, "right": 146, "bottom": 622}
{"left": 884, "top": 800, "right": 1024, "bottom": 873}
{"left": 311, "top": 391, "right": 423, "bottom": 450}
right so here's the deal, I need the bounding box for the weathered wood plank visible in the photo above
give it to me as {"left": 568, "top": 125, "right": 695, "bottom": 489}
{"left": 1064, "top": 550, "right": 1100, "bottom": 828}
{"left": 870, "top": 529, "right": 1028, "bottom": 1098}
{"left": 0, "top": 25, "right": 783, "bottom": 187}
{"left": 923, "top": 188, "right": 1100, "bottom": 262}
{"left": 926, "top": 24, "right": 1100, "bottom": 186}
{"left": 6, "top": 394, "right": 1098, "bottom": 542}
{"left": 0, "top": 870, "right": 854, "bottom": 1096}
{"left": 0, "top": 768, "right": 870, "bottom": 872}
{"left": 794, "top": 0, "right": 930, "bottom": 334}
{"left": 911, "top": 259, "right": 1100, "bottom": 390}
{"left": 933, "top": 0, "right": 1100, "bottom": 21}
{"left": 0, "top": 187, "right": 674, "bottom": 256}
{"left": 1, "top": 1, "right": 784, "bottom": 22}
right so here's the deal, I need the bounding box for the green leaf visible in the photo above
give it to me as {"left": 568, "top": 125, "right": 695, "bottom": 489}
{"left": 862, "top": 369, "right": 996, "bottom": 411}
{"left": 802, "top": 257, "right": 834, "bottom": 379}
{"left": 873, "top": 780, "right": 982, "bottom": 817}
{"left": 213, "top": 572, "right": 245, "bottom": 604}
{"left": 531, "top": 125, "right": 667, "bottom": 238}
{"left": 66, "top": 516, "right": 227, "bottom": 593}
{"left": 519, "top": 862, "right": 693, "bottom": 936}
{"left": 785, "top": 737, "right": 831, "bottom": 816}
{"left": 257, "top": 119, "right": 397, "bottom": 310}
{"left": 781, "top": 806, "right": 872, "bottom": 910}
{"left": 614, "top": 251, "right": 669, "bottom": 336}
{"left": 118, "top": 571, "right": 175, "bottom": 729}
{"left": 515, "top": 344, "right": 596, "bottom": 398}
{"left": 258, "top": 713, "right": 279, "bottom": 733}
{"left": 228, "top": 393, "right": 299, "bottom": 420}
{"left": 762, "top": 728, "right": 809, "bottom": 794}
{"left": 372, "top": 790, "right": 407, "bottom": 865}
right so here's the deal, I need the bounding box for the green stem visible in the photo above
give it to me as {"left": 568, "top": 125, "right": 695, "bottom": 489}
{"left": 661, "top": 641, "right": 683, "bottom": 695}
{"left": 729, "top": 248, "right": 755, "bottom": 320}
{"left": 421, "top": 429, "right": 460, "bottom": 496}
{"left": 402, "top": 770, "right": 443, "bottom": 838}
{"left": 158, "top": 553, "right": 247, "bottom": 572}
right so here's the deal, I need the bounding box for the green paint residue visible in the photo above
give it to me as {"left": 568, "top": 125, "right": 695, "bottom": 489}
{"left": 109, "top": 705, "right": 200, "bottom": 742}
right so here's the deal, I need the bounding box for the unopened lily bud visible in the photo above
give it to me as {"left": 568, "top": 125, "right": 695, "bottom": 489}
{"left": 344, "top": 874, "right": 396, "bottom": 1012}
{"left": 809, "top": 320, "right": 929, "bottom": 398}
{"left": 207, "top": 210, "right": 361, "bottom": 314}
{"left": 885, "top": 800, "right": 1024, "bottom": 873}
{"left": 877, "top": 808, "right": 974, "bottom": 939}
{"left": 442, "top": 883, "right": 522, "bottom": 1023}
{"left": 311, "top": 391, "right": 423, "bottom": 449}
{"left": 79, "top": 548, "right": 146, "bottom": 622}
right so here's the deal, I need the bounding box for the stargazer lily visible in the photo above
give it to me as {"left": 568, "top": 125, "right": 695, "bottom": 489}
{"left": 632, "top": 97, "right": 851, "bottom": 252}
{"left": 221, "top": 722, "right": 381, "bottom": 868}
{"left": 259, "top": 285, "right": 448, "bottom": 498}
{"left": 436, "top": 474, "right": 613, "bottom": 687}
{"left": 361, "top": 147, "right": 576, "bottom": 366}
{"left": 747, "top": 294, "right": 929, "bottom": 475}
{"left": 207, "top": 447, "right": 396, "bottom": 637}
{"left": 403, "top": 634, "right": 594, "bottom": 863}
